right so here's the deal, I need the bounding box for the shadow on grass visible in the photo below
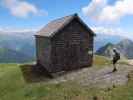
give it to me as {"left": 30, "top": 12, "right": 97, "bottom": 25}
{"left": 20, "top": 64, "right": 53, "bottom": 83}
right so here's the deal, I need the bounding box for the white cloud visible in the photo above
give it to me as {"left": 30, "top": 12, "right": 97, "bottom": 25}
{"left": 82, "top": 0, "right": 133, "bottom": 22}
{"left": 92, "top": 26, "right": 133, "bottom": 39}
{"left": 2, "top": 0, "right": 47, "bottom": 18}
{"left": 92, "top": 26, "right": 122, "bottom": 35}
{"left": 82, "top": 0, "right": 107, "bottom": 20}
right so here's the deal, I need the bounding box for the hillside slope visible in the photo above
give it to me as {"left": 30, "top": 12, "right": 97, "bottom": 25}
{"left": 1, "top": 59, "right": 133, "bottom": 100}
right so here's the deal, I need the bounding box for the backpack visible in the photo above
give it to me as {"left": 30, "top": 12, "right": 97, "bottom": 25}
{"left": 115, "top": 52, "right": 120, "bottom": 60}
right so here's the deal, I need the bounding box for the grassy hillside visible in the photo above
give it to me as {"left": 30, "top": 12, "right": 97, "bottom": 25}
{"left": 93, "top": 55, "right": 111, "bottom": 66}
{"left": 0, "top": 57, "right": 133, "bottom": 100}
{"left": 93, "top": 55, "right": 128, "bottom": 67}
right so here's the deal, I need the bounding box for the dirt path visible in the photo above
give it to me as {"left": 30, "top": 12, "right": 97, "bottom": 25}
{"left": 47, "top": 64, "right": 133, "bottom": 88}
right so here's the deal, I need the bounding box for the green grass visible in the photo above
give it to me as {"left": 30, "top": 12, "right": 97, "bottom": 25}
{"left": 94, "top": 55, "right": 110, "bottom": 65}
{"left": 93, "top": 55, "right": 129, "bottom": 68}
{"left": 93, "top": 55, "right": 111, "bottom": 69}
{"left": 0, "top": 58, "right": 133, "bottom": 100}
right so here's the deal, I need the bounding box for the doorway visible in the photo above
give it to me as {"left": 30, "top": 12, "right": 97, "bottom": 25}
{"left": 64, "top": 44, "right": 80, "bottom": 70}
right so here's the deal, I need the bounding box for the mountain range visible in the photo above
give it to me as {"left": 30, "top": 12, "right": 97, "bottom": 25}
{"left": 94, "top": 33, "right": 126, "bottom": 51}
{"left": 0, "top": 31, "right": 131, "bottom": 63}
{"left": 96, "top": 39, "right": 133, "bottom": 59}
{"left": 0, "top": 31, "right": 36, "bottom": 63}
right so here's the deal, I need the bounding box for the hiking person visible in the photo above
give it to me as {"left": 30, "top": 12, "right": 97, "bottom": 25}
{"left": 112, "top": 48, "right": 120, "bottom": 72}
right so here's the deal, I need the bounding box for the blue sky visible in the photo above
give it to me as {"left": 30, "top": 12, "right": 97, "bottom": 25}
{"left": 0, "top": 0, "right": 87, "bottom": 29}
{"left": 0, "top": 0, "right": 133, "bottom": 39}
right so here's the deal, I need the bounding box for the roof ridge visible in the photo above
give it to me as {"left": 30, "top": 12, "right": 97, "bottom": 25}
{"left": 50, "top": 14, "right": 76, "bottom": 37}
{"left": 49, "top": 13, "right": 77, "bottom": 23}
{"left": 36, "top": 13, "right": 78, "bottom": 37}
{"left": 36, "top": 13, "right": 95, "bottom": 37}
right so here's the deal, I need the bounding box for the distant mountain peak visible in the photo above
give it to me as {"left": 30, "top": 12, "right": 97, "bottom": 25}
{"left": 95, "top": 42, "right": 114, "bottom": 57}
{"left": 105, "top": 42, "right": 114, "bottom": 47}
{"left": 118, "top": 38, "right": 133, "bottom": 45}
{"left": 94, "top": 33, "right": 127, "bottom": 51}
{"left": 96, "top": 38, "right": 133, "bottom": 59}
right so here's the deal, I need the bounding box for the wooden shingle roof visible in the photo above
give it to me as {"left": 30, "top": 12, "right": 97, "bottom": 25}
{"left": 36, "top": 13, "right": 95, "bottom": 37}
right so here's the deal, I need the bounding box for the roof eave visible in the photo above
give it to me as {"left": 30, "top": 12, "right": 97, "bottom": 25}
{"left": 34, "top": 34, "right": 51, "bottom": 38}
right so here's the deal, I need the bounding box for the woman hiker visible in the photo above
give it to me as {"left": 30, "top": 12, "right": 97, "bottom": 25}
{"left": 112, "top": 48, "right": 120, "bottom": 72}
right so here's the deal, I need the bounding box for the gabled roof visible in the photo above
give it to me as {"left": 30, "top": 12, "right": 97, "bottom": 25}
{"left": 36, "top": 13, "right": 95, "bottom": 37}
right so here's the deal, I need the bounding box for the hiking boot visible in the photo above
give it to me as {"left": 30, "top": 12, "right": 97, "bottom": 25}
{"left": 112, "top": 68, "right": 117, "bottom": 72}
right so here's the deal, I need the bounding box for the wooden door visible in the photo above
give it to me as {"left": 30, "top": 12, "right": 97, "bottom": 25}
{"left": 64, "top": 44, "right": 79, "bottom": 70}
